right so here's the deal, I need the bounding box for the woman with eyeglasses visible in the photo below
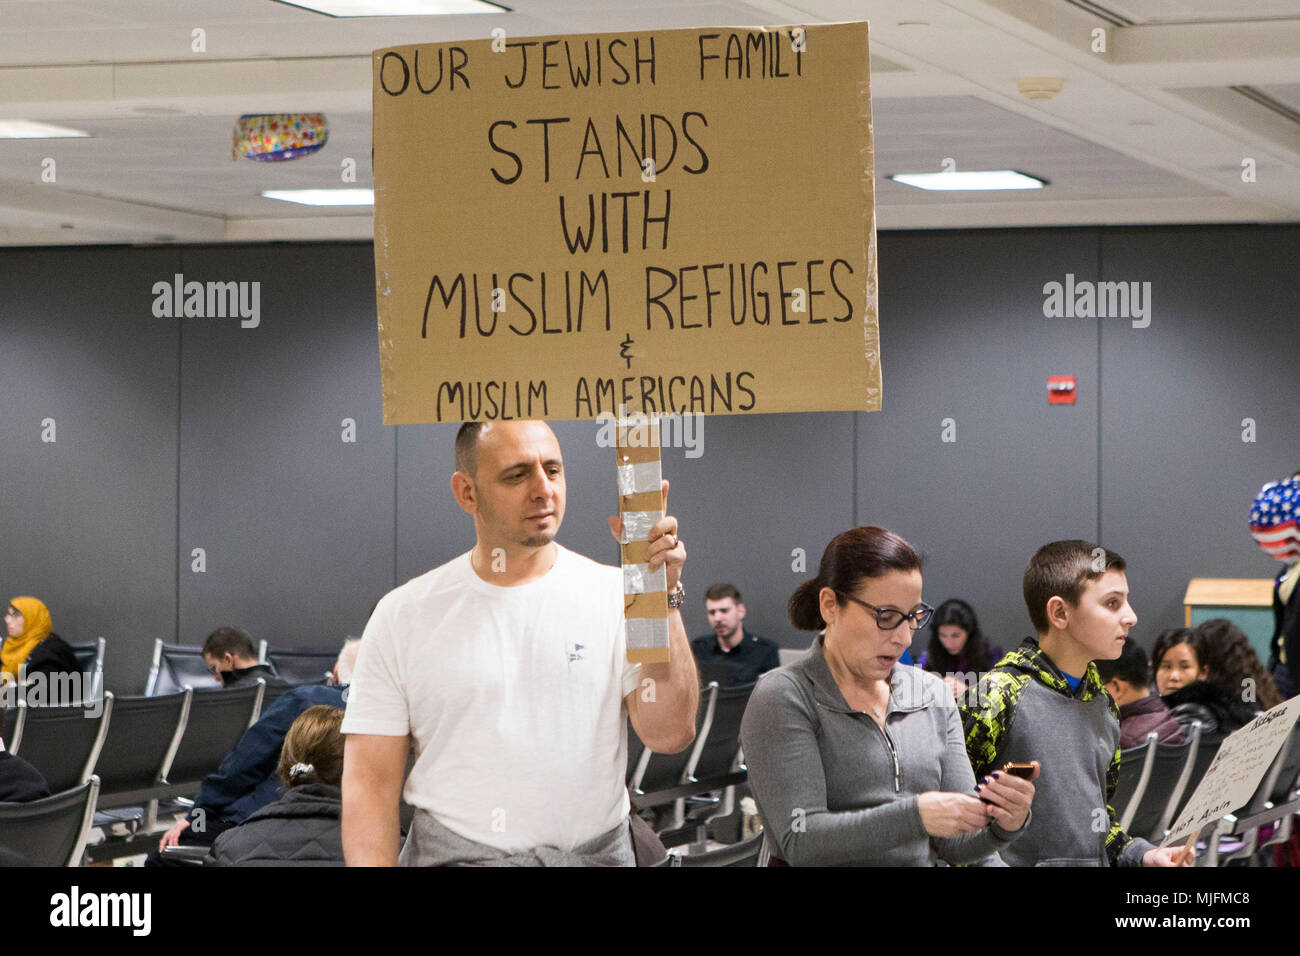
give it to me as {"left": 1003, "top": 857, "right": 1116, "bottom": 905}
{"left": 740, "top": 526, "right": 1036, "bottom": 866}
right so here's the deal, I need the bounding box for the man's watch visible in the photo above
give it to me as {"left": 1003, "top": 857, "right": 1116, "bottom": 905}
{"left": 667, "top": 580, "right": 686, "bottom": 609}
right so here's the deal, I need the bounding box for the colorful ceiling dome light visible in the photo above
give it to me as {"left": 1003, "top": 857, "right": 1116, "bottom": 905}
{"left": 233, "top": 113, "right": 328, "bottom": 161}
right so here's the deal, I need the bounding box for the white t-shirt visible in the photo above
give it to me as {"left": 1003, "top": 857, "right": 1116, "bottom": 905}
{"left": 341, "top": 545, "right": 642, "bottom": 852}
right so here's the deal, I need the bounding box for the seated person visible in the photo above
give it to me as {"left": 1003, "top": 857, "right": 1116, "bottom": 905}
{"left": 0, "top": 735, "right": 50, "bottom": 802}
{"left": 1154, "top": 625, "right": 1263, "bottom": 737}
{"left": 202, "top": 626, "right": 282, "bottom": 689}
{"left": 150, "top": 640, "right": 357, "bottom": 863}
{"left": 1095, "top": 637, "right": 1184, "bottom": 749}
{"left": 208, "top": 705, "right": 346, "bottom": 866}
{"left": 1196, "top": 618, "right": 1282, "bottom": 711}
{"left": 1, "top": 598, "right": 78, "bottom": 683}
{"left": 690, "top": 583, "right": 780, "bottom": 687}
{"left": 916, "top": 598, "right": 1003, "bottom": 696}
{"left": 741, "top": 527, "right": 1034, "bottom": 866}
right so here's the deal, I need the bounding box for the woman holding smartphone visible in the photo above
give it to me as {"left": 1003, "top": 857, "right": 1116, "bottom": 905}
{"left": 740, "top": 526, "right": 1037, "bottom": 866}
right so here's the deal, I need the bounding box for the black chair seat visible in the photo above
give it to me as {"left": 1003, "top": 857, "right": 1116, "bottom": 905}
{"left": 0, "top": 776, "right": 100, "bottom": 867}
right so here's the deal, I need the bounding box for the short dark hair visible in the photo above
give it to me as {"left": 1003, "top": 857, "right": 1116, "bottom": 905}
{"left": 788, "top": 526, "right": 923, "bottom": 631}
{"left": 202, "top": 626, "right": 256, "bottom": 661}
{"left": 1022, "top": 540, "right": 1127, "bottom": 635}
{"left": 455, "top": 422, "right": 487, "bottom": 476}
{"left": 1095, "top": 637, "right": 1148, "bottom": 687}
{"left": 705, "top": 583, "right": 742, "bottom": 603}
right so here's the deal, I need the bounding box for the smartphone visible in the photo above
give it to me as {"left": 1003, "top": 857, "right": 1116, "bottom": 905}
{"left": 1002, "top": 762, "right": 1035, "bottom": 779}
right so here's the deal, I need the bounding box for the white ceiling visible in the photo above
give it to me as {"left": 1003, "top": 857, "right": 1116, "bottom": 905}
{"left": 2, "top": 0, "right": 1299, "bottom": 244}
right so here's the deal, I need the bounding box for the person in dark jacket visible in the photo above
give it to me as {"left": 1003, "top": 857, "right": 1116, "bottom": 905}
{"left": 0, "top": 741, "right": 51, "bottom": 802}
{"left": 1155, "top": 624, "right": 1271, "bottom": 738}
{"left": 149, "top": 640, "right": 357, "bottom": 865}
{"left": 1095, "top": 637, "right": 1184, "bottom": 749}
{"left": 2, "top": 598, "right": 79, "bottom": 683}
{"left": 208, "top": 705, "right": 346, "bottom": 866}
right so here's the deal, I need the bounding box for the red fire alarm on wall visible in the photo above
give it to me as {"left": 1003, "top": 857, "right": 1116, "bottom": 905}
{"left": 1048, "top": 375, "right": 1076, "bottom": 405}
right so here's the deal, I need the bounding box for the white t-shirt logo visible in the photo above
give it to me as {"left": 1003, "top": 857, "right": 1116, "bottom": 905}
{"left": 568, "top": 642, "right": 585, "bottom": 663}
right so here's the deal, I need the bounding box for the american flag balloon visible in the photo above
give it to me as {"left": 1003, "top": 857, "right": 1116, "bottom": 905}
{"left": 1251, "top": 477, "right": 1300, "bottom": 561}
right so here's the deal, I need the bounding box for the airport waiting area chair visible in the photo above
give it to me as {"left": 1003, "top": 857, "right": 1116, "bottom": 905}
{"left": 87, "top": 689, "right": 190, "bottom": 858}
{"left": 266, "top": 647, "right": 337, "bottom": 685}
{"left": 146, "top": 641, "right": 221, "bottom": 695}
{"left": 0, "top": 776, "right": 101, "bottom": 867}
{"left": 629, "top": 681, "right": 754, "bottom": 842}
{"left": 162, "top": 682, "right": 264, "bottom": 799}
{"left": 667, "top": 682, "right": 756, "bottom": 851}
{"left": 1113, "top": 721, "right": 1203, "bottom": 843}
{"left": 777, "top": 646, "right": 808, "bottom": 668}
{"left": 7, "top": 694, "right": 114, "bottom": 794}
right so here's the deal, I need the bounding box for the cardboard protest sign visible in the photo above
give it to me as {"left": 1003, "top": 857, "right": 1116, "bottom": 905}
{"left": 372, "top": 22, "right": 879, "bottom": 424}
{"left": 1162, "top": 695, "right": 1300, "bottom": 846}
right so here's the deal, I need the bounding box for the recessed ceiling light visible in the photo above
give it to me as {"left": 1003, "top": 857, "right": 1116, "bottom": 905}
{"left": 887, "top": 170, "right": 1047, "bottom": 191}
{"left": 262, "top": 188, "right": 374, "bottom": 206}
{"left": 272, "top": 0, "right": 505, "bottom": 16}
{"left": 0, "top": 120, "right": 91, "bottom": 139}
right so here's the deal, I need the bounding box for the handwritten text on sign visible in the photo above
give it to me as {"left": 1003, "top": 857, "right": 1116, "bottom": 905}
{"left": 1163, "top": 695, "right": 1300, "bottom": 846}
{"left": 373, "top": 23, "right": 879, "bottom": 424}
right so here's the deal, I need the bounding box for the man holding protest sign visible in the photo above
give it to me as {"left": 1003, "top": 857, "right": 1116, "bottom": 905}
{"left": 340, "top": 419, "right": 698, "bottom": 865}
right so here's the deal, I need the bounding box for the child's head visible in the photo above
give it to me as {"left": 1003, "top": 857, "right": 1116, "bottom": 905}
{"left": 1151, "top": 627, "right": 1205, "bottom": 695}
{"left": 1094, "top": 637, "right": 1151, "bottom": 703}
{"left": 277, "top": 705, "right": 345, "bottom": 789}
{"left": 1022, "top": 540, "right": 1134, "bottom": 661}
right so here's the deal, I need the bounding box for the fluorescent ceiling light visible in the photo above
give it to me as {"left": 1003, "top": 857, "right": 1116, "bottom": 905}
{"left": 0, "top": 120, "right": 90, "bottom": 139}
{"left": 262, "top": 188, "right": 375, "bottom": 206}
{"left": 273, "top": 0, "right": 504, "bottom": 16}
{"left": 888, "top": 170, "right": 1046, "bottom": 191}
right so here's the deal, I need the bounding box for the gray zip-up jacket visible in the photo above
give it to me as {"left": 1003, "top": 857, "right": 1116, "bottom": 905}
{"left": 740, "top": 635, "right": 1023, "bottom": 866}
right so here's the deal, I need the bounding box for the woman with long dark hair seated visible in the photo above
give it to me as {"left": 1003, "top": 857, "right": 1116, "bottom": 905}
{"left": 1156, "top": 621, "right": 1281, "bottom": 739}
{"left": 740, "top": 526, "right": 1036, "bottom": 866}
{"left": 916, "top": 598, "right": 1003, "bottom": 693}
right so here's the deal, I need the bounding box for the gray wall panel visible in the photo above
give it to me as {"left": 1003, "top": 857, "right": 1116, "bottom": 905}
{"left": 1099, "top": 226, "right": 1300, "bottom": 644}
{"left": 0, "top": 247, "right": 180, "bottom": 696}
{"left": 4, "top": 227, "right": 1296, "bottom": 699}
{"left": 865, "top": 230, "right": 1102, "bottom": 660}
{"left": 177, "top": 244, "right": 393, "bottom": 668}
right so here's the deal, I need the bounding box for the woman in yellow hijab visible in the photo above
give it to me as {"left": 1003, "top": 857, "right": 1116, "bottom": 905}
{"left": 2, "top": 597, "right": 77, "bottom": 680}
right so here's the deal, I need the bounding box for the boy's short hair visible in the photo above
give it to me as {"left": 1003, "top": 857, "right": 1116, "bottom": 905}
{"left": 1022, "top": 539, "right": 1127, "bottom": 635}
{"left": 202, "top": 626, "right": 257, "bottom": 661}
{"left": 1094, "top": 637, "right": 1148, "bottom": 687}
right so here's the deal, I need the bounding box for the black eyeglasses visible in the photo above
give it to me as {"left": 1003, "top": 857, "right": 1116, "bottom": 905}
{"left": 836, "top": 592, "right": 934, "bottom": 631}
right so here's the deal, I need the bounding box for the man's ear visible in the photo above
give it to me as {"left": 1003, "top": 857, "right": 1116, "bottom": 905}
{"left": 1045, "top": 595, "right": 1071, "bottom": 631}
{"left": 450, "top": 471, "right": 477, "bottom": 516}
{"left": 737, "top": 602, "right": 747, "bottom": 622}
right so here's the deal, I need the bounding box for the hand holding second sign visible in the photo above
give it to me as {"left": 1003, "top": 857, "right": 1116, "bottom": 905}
{"left": 607, "top": 478, "right": 685, "bottom": 590}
